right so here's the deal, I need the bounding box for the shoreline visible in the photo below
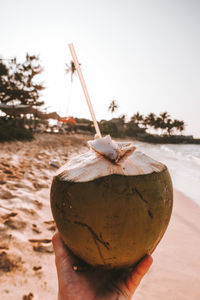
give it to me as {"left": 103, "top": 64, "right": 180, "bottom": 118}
{"left": 136, "top": 134, "right": 200, "bottom": 144}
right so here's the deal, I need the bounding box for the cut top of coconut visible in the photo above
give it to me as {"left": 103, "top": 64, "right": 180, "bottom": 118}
{"left": 57, "top": 137, "right": 166, "bottom": 182}
{"left": 88, "top": 135, "right": 136, "bottom": 163}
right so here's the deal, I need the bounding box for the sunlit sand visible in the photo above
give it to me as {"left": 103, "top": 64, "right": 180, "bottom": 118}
{"left": 0, "top": 134, "right": 200, "bottom": 299}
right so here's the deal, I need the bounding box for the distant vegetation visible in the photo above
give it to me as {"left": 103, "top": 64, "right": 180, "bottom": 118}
{"left": 73, "top": 111, "right": 199, "bottom": 144}
{"left": 128, "top": 111, "right": 185, "bottom": 136}
{"left": 0, "top": 119, "right": 33, "bottom": 142}
{"left": 73, "top": 111, "right": 186, "bottom": 139}
{"left": 94, "top": 100, "right": 187, "bottom": 142}
{"left": 0, "top": 54, "right": 44, "bottom": 106}
{"left": 0, "top": 54, "right": 44, "bottom": 141}
{"left": 1, "top": 57, "right": 198, "bottom": 144}
{"left": 72, "top": 101, "right": 200, "bottom": 143}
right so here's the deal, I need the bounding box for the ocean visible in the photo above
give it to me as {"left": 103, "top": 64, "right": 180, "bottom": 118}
{"left": 132, "top": 141, "right": 200, "bottom": 207}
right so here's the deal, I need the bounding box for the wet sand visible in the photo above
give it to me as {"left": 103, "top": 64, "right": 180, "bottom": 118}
{"left": 0, "top": 134, "right": 200, "bottom": 299}
{"left": 134, "top": 190, "right": 200, "bottom": 300}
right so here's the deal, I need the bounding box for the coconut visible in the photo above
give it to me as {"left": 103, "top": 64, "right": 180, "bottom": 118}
{"left": 50, "top": 135, "right": 173, "bottom": 270}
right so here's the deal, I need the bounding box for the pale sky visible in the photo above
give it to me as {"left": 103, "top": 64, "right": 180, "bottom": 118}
{"left": 1, "top": 0, "right": 200, "bottom": 137}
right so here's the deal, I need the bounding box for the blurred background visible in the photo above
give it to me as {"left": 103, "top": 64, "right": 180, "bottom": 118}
{"left": 0, "top": 0, "right": 200, "bottom": 137}
{"left": 0, "top": 1, "right": 200, "bottom": 300}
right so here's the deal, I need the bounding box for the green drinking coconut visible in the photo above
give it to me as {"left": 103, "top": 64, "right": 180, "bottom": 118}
{"left": 50, "top": 135, "right": 173, "bottom": 270}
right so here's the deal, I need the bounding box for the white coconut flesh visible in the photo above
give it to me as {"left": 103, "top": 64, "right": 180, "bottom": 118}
{"left": 57, "top": 135, "right": 166, "bottom": 182}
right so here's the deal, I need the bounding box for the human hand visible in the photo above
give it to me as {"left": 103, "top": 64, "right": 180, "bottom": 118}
{"left": 52, "top": 231, "right": 153, "bottom": 300}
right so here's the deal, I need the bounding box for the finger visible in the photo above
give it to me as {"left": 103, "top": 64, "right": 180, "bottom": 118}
{"left": 126, "top": 255, "right": 153, "bottom": 294}
{"left": 52, "top": 231, "right": 74, "bottom": 266}
{"left": 52, "top": 231, "right": 67, "bottom": 258}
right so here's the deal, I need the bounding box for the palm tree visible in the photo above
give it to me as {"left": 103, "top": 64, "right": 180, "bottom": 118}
{"left": 65, "top": 60, "right": 81, "bottom": 116}
{"left": 108, "top": 100, "right": 118, "bottom": 114}
{"left": 145, "top": 113, "right": 156, "bottom": 130}
{"left": 153, "top": 116, "right": 162, "bottom": 133}
{"left": 131, "top": 112, "right": 144, "bottom": 127}
{"left": 158, "top": 112, "right": 172, "bottom": 135}
{"left": 0, "top": 61, "right": 8, "bottom": 77}
{"left": 160, "top": 111, "right": 170, "bottom": 121}
{"left": 177, "top": 120, "right": 185, "bottom": 134}
{"left": 119, "top": 114, "right": 126, "bottom": 123}
{"left": 160, "top": 112, "right": 170, "bottom": 123}
{"left": 173, "top": 119, "right": 185, "bottom": 134}
{"left": 65, "top": 60, "right": 77, "bottom": 82}
{"left": 166, "top": 119, "right": 174, "bottom": 135}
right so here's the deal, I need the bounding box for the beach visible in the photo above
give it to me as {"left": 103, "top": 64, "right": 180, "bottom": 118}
{"left": 134, "top": 190, "right": 200, "bottom": 300}
{"left": 0, "top": 134, "right": 200, "bottom": 300}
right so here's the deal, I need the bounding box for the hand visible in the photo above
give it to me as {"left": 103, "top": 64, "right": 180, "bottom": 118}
{"left": 52, "top": 231, "right": 153, "bottom": 300}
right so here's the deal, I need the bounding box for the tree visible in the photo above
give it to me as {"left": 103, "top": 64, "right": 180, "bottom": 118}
{"left": 145, "top": 113, "right": 156, "bottom": 130}
{"left": 157, "top": 112, "right": 172, "bottom": 135}
{"left": 65, "top": 61, "right": 77, "bottom": 82}
{"left": 172, "top": 119, "right": 185, "bottom": 134}
{"left": 159, "top": 112, "right": 170, "bottom": 123}
{"left": 131, "top": 112, "right": 144, "bottom": 126}
{"left": 177, "top": 120, "right": 184, "bottom": 134}
{"left": 99, "top": 119, "right": 119, "bottom": 137}
{"left": 118, "top": 114, "right": 126, "bottom": 126}
{"left": 145, "top": 113, "right": 156, "bottom": 126}
{"left": 153, "top": 116, "right": 162, "bottom": 132}
{"left": 144, "top": 112, "right": 185, "bottom": 136}
{"left": 0, "top": 61, "right": 9, "bottom": 77}
{"left": 108, "top": 100, "right": 118, "bottom": 114}
{"left": 0, "top": 54, "right": 44, "bottom": 106}
{"left": 127, "top": 110, "right": 185, "bottom": 137}
{"left": 166, "top": 118, "right": 174, "bottom": 135}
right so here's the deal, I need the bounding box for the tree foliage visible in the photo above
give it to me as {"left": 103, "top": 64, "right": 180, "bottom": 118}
{"left": 65, "top": 60, "right": 77, "bottom": 82}
{"left": 0, "top": 54, "right": 44, "bottom": 106}
{"left": 128, "top": 112, "right": 184, "bottom": 136}
{"left": 108, "top": 100, "right": 118, "bottom": 114}
{"left": 131, "top": 112, "right": 145, "bottom": 128}
{"left": 99, "top": 120, "right": 119, "bottom": 137}
{"left": 0, "top": 119, "right": 33, "bottom": 142}
{"left": 145, "top": 112, "right": 185, "bottom": 135}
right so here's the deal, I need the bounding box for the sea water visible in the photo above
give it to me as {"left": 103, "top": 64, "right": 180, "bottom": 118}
{"left": 133, "top": 141, "right": 200, "bottom": 207}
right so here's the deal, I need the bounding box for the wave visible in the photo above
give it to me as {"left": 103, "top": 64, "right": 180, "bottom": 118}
{"left": 133, "top": 141, "right": 200, "bottom": 206}
{"left": 185, "top": 154, "right": 200, "bottom": 165}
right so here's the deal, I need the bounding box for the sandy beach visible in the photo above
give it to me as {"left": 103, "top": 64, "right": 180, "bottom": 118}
{"left": 134, "top": 190, "right": 200, "bottom": 300}
{"left": 0, "top": 134, "right": 200, "bottom": 300}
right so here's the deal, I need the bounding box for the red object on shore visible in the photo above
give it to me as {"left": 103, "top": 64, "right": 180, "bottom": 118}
{"left": 59, "top": 117, "right": 77, "bottom": 124}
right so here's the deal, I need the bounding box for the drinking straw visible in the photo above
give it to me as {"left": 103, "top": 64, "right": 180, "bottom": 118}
{"left": 68, "top": 43, "right": 102, "bottom": 138}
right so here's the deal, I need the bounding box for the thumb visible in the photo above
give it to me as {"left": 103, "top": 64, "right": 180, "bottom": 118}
{"left": 52, "top": 231, "right": 74, "bottom": 272}
{"left": 52, "top": 231, "right": 68, "bottom": 262}
{"left": 52, "top": 231, "right": 76, "bottom": 291}
{"left": 126, "top": 255, "right": 153, "bottom": 295}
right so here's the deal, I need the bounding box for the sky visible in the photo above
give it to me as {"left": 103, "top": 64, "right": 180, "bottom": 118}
{"left": 1, "top": 0, "right": 200, "bottom": 137}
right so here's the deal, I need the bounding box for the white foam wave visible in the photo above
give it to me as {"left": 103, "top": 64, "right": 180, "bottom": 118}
{"left": 132, "top": 141, "right": 200, "bottom": 206}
